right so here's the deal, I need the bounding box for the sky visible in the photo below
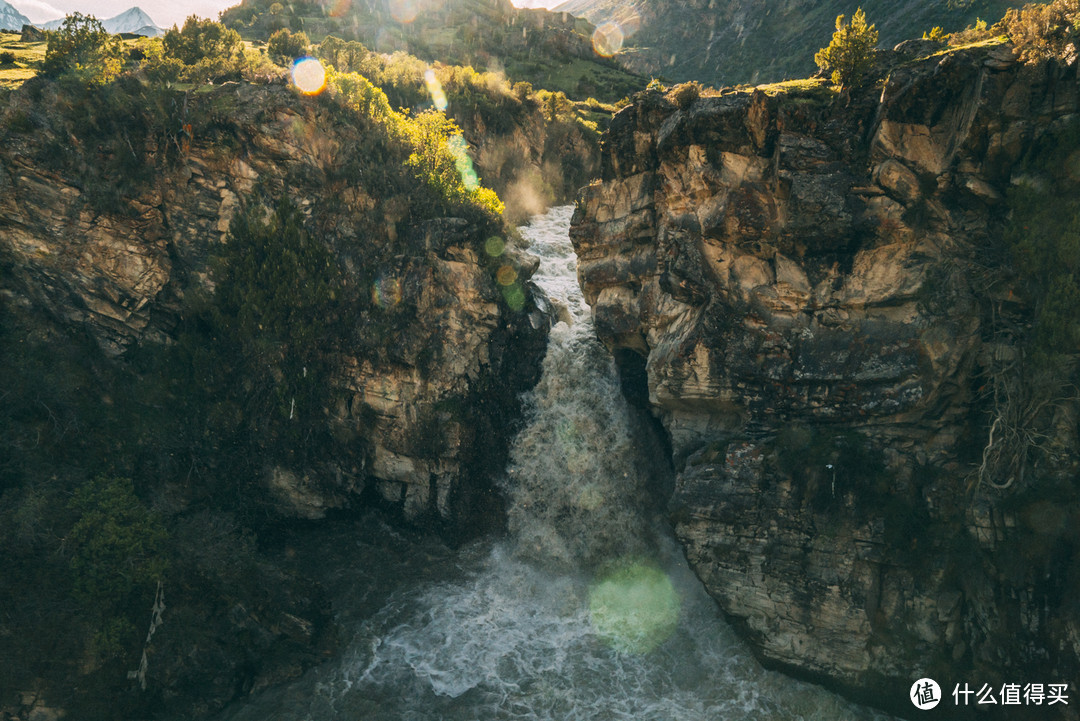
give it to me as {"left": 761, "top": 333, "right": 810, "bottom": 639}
{"left": 10, "top": 0, "right": 565, "bottom": 31}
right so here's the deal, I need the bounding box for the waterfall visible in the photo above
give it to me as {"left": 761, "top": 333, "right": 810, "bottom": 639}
{"left": 503, "top": 205, "right": 663, "bottom": 570}
{"left": 211, "top": 206, "right": 893, "bottom": 721}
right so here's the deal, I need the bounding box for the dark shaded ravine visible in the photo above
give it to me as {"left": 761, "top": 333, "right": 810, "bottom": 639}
{"left": 205, "top": 206, "right": 896, "bottom": 721}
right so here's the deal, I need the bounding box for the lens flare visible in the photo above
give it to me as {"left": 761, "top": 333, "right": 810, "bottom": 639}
{"left": 592, "top": 22, "right": 624, "bottom": 57}
{"left": 621, "top": 10, "right": 642, "bottom": 36}
{"left": 448, "top": 133, "right": 480, "bottom": 191}
{"left": 424, "top": 69, "right": 448, "bottom": 111}
{"left": 326, "top": 0, "right": 350, "bottom": 17}
{"left": 502, "top": 283, "right": 526, "bottom": 311}
{"left": 589, "top": 560, "right": 679, "bottom": 653}
{"left": 373, "top": 274, "right": 402, "bottom": 308}
{"left": 291, "top": 57, "right": 326, "bottom": 95}
{"left": 497, "top": 264, "right": 518, "bottom": 286}
{"left": 577, "top": 482, "right": 604, "bottom": 510}
{"left": 390, "top": 0, "right": 418, "bottom": 22}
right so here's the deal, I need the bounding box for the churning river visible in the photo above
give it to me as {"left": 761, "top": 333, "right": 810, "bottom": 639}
{"left": 212, "top": 206, "right": 894, "bottom": 721}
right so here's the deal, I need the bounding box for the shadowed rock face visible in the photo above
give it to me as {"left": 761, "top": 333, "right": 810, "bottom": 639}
{"left": 0, "top": 80, "right": 546, "bottom": 533}
{"left": 572, "top": 43, "right": 1080, "bottom": 717}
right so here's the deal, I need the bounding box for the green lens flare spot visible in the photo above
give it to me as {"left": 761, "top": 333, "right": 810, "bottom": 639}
{"left": 589, "top": 561, "right": 679, "bottom": 654}
{"left": 501, "top": 283, "right": 526, "bottom": 311}
{"left": 485, "top": 236, "right": 505, "bottom": 257}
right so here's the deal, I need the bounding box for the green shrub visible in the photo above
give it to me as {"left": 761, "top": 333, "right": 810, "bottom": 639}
{"left": 41, "top": 13, "right": 123, "bottom": 84}
{"left": 316, "top": 35, "right": 373, "bottom": 74}
{"left": 162, "top": 16, "right": 242, "bottom": 67}
{"left": 0, "top": 50, "right": 15, "bottom": 65}
{"left": 948, "top": 16, "right": 994, "bottom": 45}
{"left": 1002, "top": 0, "right": 1080, "bottom": 59}
{"left": 267, "top": 28, "right": 309, "bottom": 64}
{"left": 536, "top": 88, "right": 573, "bottom": 122}
{"left": 814, "top": 7, "right": 878, "bottom": 89}
{"left": 513, "top": 80, "right": 533, "bottom": 101}
{"left": 328, "top": 68, "right": 505, "bottom": 217}
{"left": 67, "top": 475, "right": 167, "bottom": 607}
{"left": 671, "top": 81, "right": 702, "bottom": 109}
{"left": 214, "top": 198, "right": 342, "bottom": 423}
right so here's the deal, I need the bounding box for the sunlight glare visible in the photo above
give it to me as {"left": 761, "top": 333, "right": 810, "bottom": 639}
{"left": 424, "top": 69, "right": 449, "bottom": 111}
{"left": 592, "top": 22, "right": 624, "bottom": 57}
{"left": 291, "top": 57, "right": 327, "bottom": 95}
{"left": 502, "top": 283, "right": 526, "bottom": 310}
{"left": 448, "top": 134, "right": 480, "bottom": 191}
{"left": 390, "top": 0, "right": 419, "bottom": 23}
{"left": 589, "top": 560, "right": 679, "bottom": 654}
{"left": 497, "top": 265, "right": 518, "bottom": 286}
{"left": 326, "top": 0, "right": 351, "bottom": 17}
{"left": 373, "top": 274, "right": 402, "bottom": 308}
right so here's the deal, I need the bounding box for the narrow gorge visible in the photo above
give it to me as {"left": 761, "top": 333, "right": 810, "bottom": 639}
{"left": 3, "top": 6, "right": 1080, "bottom": 720}
{"left": 200, "top": 206, "right": 893, "bottom": 721}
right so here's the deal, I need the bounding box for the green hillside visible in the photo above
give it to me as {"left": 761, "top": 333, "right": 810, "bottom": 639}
{"left": 556, "top": 0, "right": 1025, "bottom": 85}
{"left": 220, "top": 0, "right": 646, "bottom": 101}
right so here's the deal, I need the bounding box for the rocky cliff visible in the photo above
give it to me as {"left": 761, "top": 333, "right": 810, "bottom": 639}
{"left": 572, "top": 42, "right": 1080, "bottom": 717}
{"left": 0, "top": 76, "right": 546, "bottom": 716}
{"left": 1, "top": 78, "right": 546, "bottom": 528}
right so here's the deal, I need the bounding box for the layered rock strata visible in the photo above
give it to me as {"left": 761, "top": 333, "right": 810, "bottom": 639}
{"left": 572, "top": 43, "right": 1079, "bottom": 717}
{"left": 0, "top": 80, "right": 546, "bottom": 530}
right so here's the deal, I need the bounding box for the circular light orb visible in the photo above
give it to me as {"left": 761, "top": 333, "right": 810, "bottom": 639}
{"left": 592, "top": 22, "right": 624, "bottom": 57}
{"left": 485, "top": 236, "right": 505, "bottom": 257}
{"left": 501, "top": 283, "right": 526, "bottom": 311}
{"left": 577, "top": 482, "right": 604, "bottom": 510}
{"left": 496, "top": 265, "right": 518, "bottom": 287}
{"left": 326, "top": 0, "right": 350, "bottom": 17}
{"left": 589, "top": 561, "right": 679, "bottom": 654}
{"left": 372, "top": 275, "right": 402, "bottom": 308}
{"left": 390, "top": 0, "right": 419, "bottom": 23}
{"left": 291, "top": 57, "right": 326, "bottom": 95}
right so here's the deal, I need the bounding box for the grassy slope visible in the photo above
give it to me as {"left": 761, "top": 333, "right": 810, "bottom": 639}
{"left": 0, "top": 32, "right": 44, "bottom": 89}
{"left": 0, "top": 33, "right": 170, "bottom": 89}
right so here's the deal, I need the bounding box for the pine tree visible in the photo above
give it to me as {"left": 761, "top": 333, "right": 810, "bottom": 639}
{"left": 814, "top": 8, "right": 879, "bottom": 90}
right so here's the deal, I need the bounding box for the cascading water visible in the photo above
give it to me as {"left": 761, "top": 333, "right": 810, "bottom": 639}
{"left": 212, "top": 206, "right": 894, "bottom": 721}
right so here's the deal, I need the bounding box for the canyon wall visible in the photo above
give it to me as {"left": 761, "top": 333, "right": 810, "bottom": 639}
{"left": 0, "top": 77, "right": 550, "bottom": 717}
{"left": 1, "top": 79, "right": 547, "bottom": 531}
{"left": 572, "top": 41, "right": 1079, "bottom": 717}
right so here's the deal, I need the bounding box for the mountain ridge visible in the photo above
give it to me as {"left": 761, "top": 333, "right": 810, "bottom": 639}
{"left": 0, "top": 0, "right": 32, "bottom": 32}
{"left": 38, "top": 6, "right": 161, "bottom": 35}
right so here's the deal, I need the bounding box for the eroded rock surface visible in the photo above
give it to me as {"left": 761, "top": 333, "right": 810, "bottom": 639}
{"left": 0, "top": 81, "right": 545, "bottom": 530}
{"left": 572, "top": 44, "right": 1079, "bottom": 717}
